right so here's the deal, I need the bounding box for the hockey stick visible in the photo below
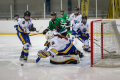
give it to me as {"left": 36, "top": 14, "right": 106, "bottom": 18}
{"left": 27, "top": 57, "right": 41, "bottom": 63}
{"left": 89, "top": 38, "right": 99, "bottom": 42}
{"left": 27, "top": 59, "right": 36, "bottom": 63}
{"left": 93, "top": 41, "right": 116, "bottom": 54}
{"left": 29, "top": 26, "right": 43, "bottom": 36}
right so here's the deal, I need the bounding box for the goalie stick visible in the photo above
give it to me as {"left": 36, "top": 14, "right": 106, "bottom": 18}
{"left": 29, "top": 26, "right": 43, "bottom": 36}
{"left": 27, "top": 59, "right": 36, "bottom": 63}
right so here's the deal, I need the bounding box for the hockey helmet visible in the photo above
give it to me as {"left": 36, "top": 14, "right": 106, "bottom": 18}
{"left": 14, "top": 14, "right": 19, "bottom": 17}
{"left": 24, "top": 11, "right": 31, "bottom": 17}
{"left": 82, "top": 15, "right": 87, "bottom": 20}
{"left": 60, "top": 10, "right": 64, "bottom": 12}
{"left": 45, "top": 31, "right": 54, "bottom": 42}
{"left": 51, "top": 12, "right": 57, "bottom": 17}
{"left": 82, "top": 15, "right": 87, "bottom": 24}
{"left": 75, "top": 7, "right": 79, "bottom": 11}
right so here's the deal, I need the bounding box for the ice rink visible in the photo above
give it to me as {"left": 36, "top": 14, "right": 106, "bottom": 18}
{"left": 0, "top": 35, "right": 120, "bottom": 80}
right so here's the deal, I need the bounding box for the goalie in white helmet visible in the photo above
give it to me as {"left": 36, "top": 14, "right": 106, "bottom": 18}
{"left": 28, "top": 31, "right": 83, "bottom": 63}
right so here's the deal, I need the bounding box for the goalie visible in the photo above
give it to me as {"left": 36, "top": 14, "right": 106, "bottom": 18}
{"left": 73, "top": 16, "right": 90, "bottom": 52}
{"left": 27, "top": 31, "right": 83, "bottom": 64}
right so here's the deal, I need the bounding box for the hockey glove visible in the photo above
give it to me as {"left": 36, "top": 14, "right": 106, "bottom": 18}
{"left": 29, "top": 24, "right": 36, "bottom": 31}
{"left": 66, "top": 20, "right": 70, "bottom": 26}
{"left": 14, "top": 25, "right": 18, "bottom": 28}
{"left": 37, "top": 50, "right": 50, "bottom": 58}
{"left": 82, "top": 33, "right": 89, "bottom": 40}
{"left": 43, "top": 29, "right": 48, "bottom": 34}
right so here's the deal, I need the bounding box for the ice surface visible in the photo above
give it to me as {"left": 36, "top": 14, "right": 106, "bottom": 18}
{"left": 0, "top": 35, "right": 120, "bottom": 80}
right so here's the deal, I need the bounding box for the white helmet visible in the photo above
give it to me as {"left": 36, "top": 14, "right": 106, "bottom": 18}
{"left": 45, "top": 31, "right": 54, "bottom": 42}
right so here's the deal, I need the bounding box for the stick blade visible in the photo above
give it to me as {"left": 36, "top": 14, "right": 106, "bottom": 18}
{"left": 27, "top": 59, "right": 36, "bottom": 63}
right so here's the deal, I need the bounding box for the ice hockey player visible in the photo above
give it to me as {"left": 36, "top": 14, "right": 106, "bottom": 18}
{"left": 68, "top": 7, "right": 82, "bottom": 27}
{"left": 74, "top": 16, "right": 91, "bottom": 52}
{"left": 43, "top": 12, "right": 68, "bottom": 36}
{"left": 67, "top": 7, "right": 82, "bottom": 41}
{"left": 60, "top": 10, "right": 71, "bottom": 36}
{"left": 14, "top": 14, "right": 21, "bottom": 30}
{"left": 17, "top": 11, "right": 36, "bottom": 61}
{"left": 43, "top": 12, "right": 70, "bottom": 47}
{"left": 27, "top": 31, "right": 83, "bottom": 63}
{"left": 60, "top": 10, "right": 69, "bottom": 21}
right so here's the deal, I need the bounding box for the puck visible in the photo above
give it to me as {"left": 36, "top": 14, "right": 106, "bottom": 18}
{"left": 21, "top": 64, "right": 24, "bottom": 66}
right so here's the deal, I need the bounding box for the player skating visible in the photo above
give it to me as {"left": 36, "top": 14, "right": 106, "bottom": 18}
{"left": 60, "top": 9, "right": 71, "bottom": 37}
{"left": 17, "top": 11, "right": 36, "bottom": 61}
{"left": 60, "top": 10, "right": 69, "bottom": 21}
{"left": 43, "top": 12, "right": 68, "bottom": 36}
{"left": 68, "top": 7, "right": 82, "bottom": 27}
{"left": 73, "top": 16, "right": 91, "bottom": 52}
{"left": 43, "top": 12, "right": 69, "bottom": 47}
{"left": 67, "top": 7, "right": 82, "bottom": 41}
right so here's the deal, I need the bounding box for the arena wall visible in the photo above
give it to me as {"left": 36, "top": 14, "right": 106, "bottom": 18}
{"left": 0, "top": 19, "right": 120, "bottom": 34}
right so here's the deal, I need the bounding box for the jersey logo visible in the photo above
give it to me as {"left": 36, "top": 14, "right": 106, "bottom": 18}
{"left": 22, "top": 21, "right": 25, "bottom": 24}
{"left": 82, "top": 28, "right": 86, "bottom": 32}
{"left": 52, "top": 41, "right": 55, "bottom": 45}
{"left": 74, "top": 20, "right": 77, "bottom": 24}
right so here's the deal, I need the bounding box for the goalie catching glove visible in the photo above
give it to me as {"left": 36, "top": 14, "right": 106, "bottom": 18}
{"left": 37, "top": 50, "right": 50, "bottom": 58}
{"left": 43, "top": 29, "right": 49, "bottom": 34}
{"left": 29, "top": 24, "right": 36, "bottom": 31}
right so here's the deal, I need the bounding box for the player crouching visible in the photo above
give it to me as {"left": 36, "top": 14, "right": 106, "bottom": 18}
{"left": 27, "top": 31, "right": 83, "bottom": 64}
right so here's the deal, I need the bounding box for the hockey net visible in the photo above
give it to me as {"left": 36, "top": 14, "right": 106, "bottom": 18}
{"left": 91, "top": 20, "right": 120, "bottom": 67}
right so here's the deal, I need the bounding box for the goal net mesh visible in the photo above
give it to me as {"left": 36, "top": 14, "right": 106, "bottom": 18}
{"left": 91, "top": 20, "right": 120, "bottom": 67}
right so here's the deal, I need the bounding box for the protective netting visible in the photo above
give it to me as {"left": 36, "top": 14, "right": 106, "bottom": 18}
{"left": 91, "top": 20, "right": 120, "bottom": 67}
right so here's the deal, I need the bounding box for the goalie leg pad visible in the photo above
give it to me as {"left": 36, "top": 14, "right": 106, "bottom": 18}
{"left": 50, "top": 55, "right": 80, "bottom": 64}
{"left": 38, "top": 50, "right": 50, "bottom": 58}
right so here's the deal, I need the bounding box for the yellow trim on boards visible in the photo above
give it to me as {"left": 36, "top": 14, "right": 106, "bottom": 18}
{"left": 0, "top": 33, "right": 119, "bottom": 35}
{"left": 0, "top": 33, "right": 43, "bottom": 35}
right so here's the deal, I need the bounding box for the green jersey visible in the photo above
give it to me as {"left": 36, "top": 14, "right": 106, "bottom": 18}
{"left": 61, "top": 14, "right": 69, "bottom": 21}
{"left": 47, "top": 17, "right": 66, "bottom": 33}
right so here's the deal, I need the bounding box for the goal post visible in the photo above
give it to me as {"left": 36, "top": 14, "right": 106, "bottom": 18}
{"left": 90, "top": 20, "right": 120, "bottom": 67}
